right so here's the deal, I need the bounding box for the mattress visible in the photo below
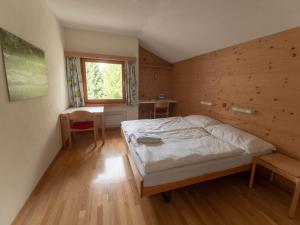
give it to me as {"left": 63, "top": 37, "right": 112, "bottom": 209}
{"left": 127, "top": 137, "right": 272, "bottom": 187}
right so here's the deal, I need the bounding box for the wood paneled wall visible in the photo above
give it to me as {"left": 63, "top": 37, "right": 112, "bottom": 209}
{"left": 139, "top": 47, "right": 173, "bottom": 100}
{"left": 172, "top": 27, "right": 300, "bottom": 159}
{"left": 139, "top": 47, "right": 173, "bottom": 118}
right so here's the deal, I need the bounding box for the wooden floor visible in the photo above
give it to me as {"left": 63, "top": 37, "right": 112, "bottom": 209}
{"left": 13, "top": 130, "right": 300, "bottom": 225}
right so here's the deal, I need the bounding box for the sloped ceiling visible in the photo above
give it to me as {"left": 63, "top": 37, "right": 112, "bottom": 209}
{"left": 47, "top": 0, "right": 300, "bottom": 63}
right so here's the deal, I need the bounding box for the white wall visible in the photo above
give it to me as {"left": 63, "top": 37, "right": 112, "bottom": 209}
{"left": 0, "top": 0, "right": 68, "bottom": 224}
{"left": 64, "top": 28, "right": 139, "bottom": 124}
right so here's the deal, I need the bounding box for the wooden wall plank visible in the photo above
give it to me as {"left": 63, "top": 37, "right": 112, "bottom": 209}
{"left": 172, "top": 27, "right": 300, "bottom": 160}
{"left": 139, "top": 47, "right": 172, "bottom": 67}
{"left": 139, "top": 47, "right": 173, "bottom": 119}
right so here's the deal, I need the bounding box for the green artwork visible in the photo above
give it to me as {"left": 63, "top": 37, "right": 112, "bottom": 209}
{"left": 0, "top": 28, "right": 48, "bottom": 101}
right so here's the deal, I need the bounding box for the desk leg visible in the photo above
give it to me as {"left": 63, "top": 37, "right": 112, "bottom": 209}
{"left": 60, "top": 115, "right": 69, "bottom": 149}
{"left": 65, "top": 117, "right": 72, "bottom": 149}
{"left": 289, "top": 180, "right": 300, "bottom": 218}
{"left": 60, "top": 115, "right": 66, "bottom": 148}
{"left": 101, "top": 113, "right": 105, "bottom": 145}
{"left": 94, "top": 125, "right": 98, "bottom": 147}
{"left": 249, "top": 160, "right": 257, "bottom": 188}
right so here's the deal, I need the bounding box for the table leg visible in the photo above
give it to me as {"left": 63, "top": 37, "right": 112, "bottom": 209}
{"left": 249, "top": 160, "right": 257, "bottom": 188}
{"left": 289, "top": 180, "right": 300, "bottom": 218}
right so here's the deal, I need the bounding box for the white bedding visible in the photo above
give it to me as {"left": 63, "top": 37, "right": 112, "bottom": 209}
{"left": 206, "top": 124, "right": 276, "bottom": 154}
{"left": 131, "top": 128, "right": 244, "bottom": 173}
{"left": 122, "top": 117, "right": 244, "bottom": 173}
{"left": 184, "top": 115, "right": 222, "bottom": 128}
{"left": 122, "top": 117, "right": 198, "bottom": 140}
{"left": 121, "top": 116, "right": 275, "bottom": 174}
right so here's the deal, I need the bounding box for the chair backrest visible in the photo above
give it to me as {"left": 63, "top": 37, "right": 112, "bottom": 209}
{"left": 68, "top": 110, "right": 94, "bottom": 122}
{"left": 154, "top": 101, "right": 169, "bottom": 114}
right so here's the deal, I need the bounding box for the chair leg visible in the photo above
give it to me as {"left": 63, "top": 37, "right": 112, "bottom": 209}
{"left": 289, "top": 180, "right": 300, "bottom": 218}
{"left": 68, "top": 132, "right": 72, "bottom": 149}
{"left": 249, "top": 160, "right": 257, "bottom": 188}
{"left": 94, "top": 127, "right": 98, "bottom": 147}
{"left": 161, "top": 191, "right": 172, "bottom": 202}
{"left": 269, "top": 171, "right": 274, "bottom": 182}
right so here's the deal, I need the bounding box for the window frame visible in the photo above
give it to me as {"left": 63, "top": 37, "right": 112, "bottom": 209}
{"left": 81, "top": 58, "right": 126, "bottom": 105}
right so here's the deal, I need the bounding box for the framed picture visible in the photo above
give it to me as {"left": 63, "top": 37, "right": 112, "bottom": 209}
{"left": 0, "top": 28, "right": 48, "bottom": 101}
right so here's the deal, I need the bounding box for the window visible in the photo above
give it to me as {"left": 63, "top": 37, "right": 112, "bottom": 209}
{"left": 81, "top": 58, "right": 125, "bottom": 104}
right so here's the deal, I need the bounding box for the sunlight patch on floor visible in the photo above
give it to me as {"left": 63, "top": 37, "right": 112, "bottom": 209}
{"left": 93, "top": 154, "right": 125, "bottom": 184}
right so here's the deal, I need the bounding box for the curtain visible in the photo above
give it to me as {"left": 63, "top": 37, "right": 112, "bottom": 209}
{"left": 66, "top": 57, "right": 85, "bottom": 107}
{"left": 125, "top": 61, "right": 138, "bottom": 106}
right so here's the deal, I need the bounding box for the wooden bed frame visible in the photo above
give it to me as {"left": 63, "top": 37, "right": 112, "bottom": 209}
{"left": 121, "top": 128, "right": 251, "bottom": 197}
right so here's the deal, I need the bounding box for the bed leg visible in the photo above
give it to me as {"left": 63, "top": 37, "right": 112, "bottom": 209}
{"left": 161, "top": 191, "right": 172, "bottom": 203}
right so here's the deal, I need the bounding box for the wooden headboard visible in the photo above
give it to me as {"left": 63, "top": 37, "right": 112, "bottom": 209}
{"left": 172, "top": 27, "right": 300, "bottom": 159}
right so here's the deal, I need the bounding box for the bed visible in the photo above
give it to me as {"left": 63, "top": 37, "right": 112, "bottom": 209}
{"left": 121, "top": 115, "right": 276, "bottom": 198}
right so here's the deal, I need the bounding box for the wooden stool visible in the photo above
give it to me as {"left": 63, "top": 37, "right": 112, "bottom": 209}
{"left": 249, "top": 153, "right": 300, "bottom": 218}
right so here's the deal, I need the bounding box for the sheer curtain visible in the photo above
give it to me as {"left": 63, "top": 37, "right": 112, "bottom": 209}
{"left": 66, "top": 57, "right": 85, "bottom": 107}
{"left": 125, "top": 61, "right": 138, "bottom": 106}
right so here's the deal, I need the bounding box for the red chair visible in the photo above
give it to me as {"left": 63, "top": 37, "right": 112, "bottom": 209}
{"left": 67, "top": 111, "right": 98, "bottom": 149}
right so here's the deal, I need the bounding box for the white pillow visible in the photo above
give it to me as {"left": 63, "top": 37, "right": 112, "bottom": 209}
{"left": 205, "top": 124, "right": 276, "bottom": 154}
{"left": 184, "top": 115, "right": 222, "bottom": 128}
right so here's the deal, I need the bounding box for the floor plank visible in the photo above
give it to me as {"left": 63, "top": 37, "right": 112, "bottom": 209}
{"left": 12, "top": 130, "right": 300, "bottom": 225}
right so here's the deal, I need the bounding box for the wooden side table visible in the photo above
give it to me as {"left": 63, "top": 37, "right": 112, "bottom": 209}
{"left": 249, "top": 153, "right": 300, "bottom": 218}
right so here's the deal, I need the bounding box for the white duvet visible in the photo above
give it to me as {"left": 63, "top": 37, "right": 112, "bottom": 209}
{"left": 122, "top": 117, "right": 245, "bottom": 173}
{"left": 133, "top": 129, "right": 244, "bottom": 173}
{"left": 122, "top": 117, "right": 198, "bottom": 138}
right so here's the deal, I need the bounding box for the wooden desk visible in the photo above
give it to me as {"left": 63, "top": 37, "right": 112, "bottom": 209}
{"left": 60, "top": 107, "right": 105, "bottom": 148}
{"left": 139, "top": 100, "right": 177, "bottom": 104}
{"left": 249, "top": 153, "right": 300, "bottom": 218}
{"left": 138, "top": 100, "right": 177, "bottom": 119}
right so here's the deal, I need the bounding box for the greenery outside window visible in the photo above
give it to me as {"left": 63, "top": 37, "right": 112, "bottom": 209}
{"left": 81, "top": 58, "right": 125, "bottom": 104}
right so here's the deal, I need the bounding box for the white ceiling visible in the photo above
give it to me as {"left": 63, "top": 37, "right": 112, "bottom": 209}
{"left": 47, "top": 0, "right": 300, "bottom": 63}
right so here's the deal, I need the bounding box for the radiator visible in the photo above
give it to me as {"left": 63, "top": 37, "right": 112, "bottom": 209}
{"left": 104, "top": 111, "right": 127, "bottom": 128}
